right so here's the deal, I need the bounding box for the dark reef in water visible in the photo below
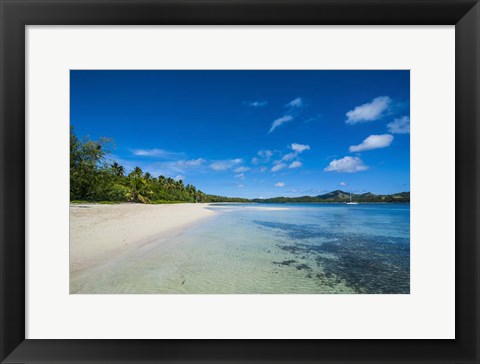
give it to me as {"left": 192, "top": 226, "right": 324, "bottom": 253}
{"left": 296, "top": 263, "right": 312, "bottom": 271}
{"left": 255, "top": 220, "right": 410, "bottom": 294}
{"left": 273, "top": 259, "right": 297, "bottom": 266}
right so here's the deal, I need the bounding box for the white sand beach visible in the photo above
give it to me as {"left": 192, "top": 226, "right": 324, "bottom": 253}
{"left": 70, "top": 203, "right": 215, "bottom": 275}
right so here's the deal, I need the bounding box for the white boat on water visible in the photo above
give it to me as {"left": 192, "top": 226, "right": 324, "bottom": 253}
{"left": 346, "top": 192, "right": 358, "bottom": 205}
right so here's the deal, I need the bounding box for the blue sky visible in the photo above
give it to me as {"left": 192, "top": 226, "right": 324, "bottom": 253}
{"left": 71, "top": 70, "right": 410, "bottom": 198}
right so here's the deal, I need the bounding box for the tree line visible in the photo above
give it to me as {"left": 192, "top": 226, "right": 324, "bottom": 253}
{"left": 70, "top": 128, "right": 249, "bottom": 204}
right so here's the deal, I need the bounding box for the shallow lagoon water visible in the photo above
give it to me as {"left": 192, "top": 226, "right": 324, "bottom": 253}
{"left": 72, "top": 203, "right": 410, "bottom": 294}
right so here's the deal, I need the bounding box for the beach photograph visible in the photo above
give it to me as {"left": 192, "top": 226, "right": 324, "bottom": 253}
{"left": 70, "top": 70, "right": 410, "bottom": 294}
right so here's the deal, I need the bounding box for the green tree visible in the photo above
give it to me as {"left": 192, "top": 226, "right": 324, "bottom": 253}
{"left": 111, "top": 162, "right": 125, "bottom": 177}
{"left": 125, "top": 167, "right": 152, "bottom": 203}
{"left": 70, "top": 128, "right": 113, "bottom": 201}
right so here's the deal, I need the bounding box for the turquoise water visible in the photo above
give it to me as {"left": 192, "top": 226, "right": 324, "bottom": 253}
{"left": 72, "top": 203, "right": 410, "bottom": 294}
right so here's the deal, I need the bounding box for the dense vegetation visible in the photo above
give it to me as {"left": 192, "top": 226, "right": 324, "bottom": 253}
{"left": 70, "top": 128, "right": 249, "bottom": 204}
{"left": 252, "top": 190, "right": 410, "bottom": 203}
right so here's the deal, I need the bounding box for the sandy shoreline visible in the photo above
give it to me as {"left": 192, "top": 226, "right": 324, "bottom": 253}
{"left": 70, "top": 203, "right": 215, "bottom": 275}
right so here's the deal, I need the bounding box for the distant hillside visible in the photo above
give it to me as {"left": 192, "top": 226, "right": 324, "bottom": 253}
{"left": 252, "top": 190, "right": 410, "bottom": 203}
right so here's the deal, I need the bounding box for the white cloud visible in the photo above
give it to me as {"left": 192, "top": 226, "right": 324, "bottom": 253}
{"left": 286, "top": 97, "right": 303, "bottom": 109}
{"left": 131, "top": 148, "right": 181, "bottom": 158}
{"left": 387, "top": 116, "right": 410, "bottom": 134}
{"left": 264, "top": 143, "right": 311, "bottom": 172}
{"left": 252, "top": 151, "right": 269, "bottom": 164}
{"left": 237, "top": 184, "right": 245, "bottom": 188}
{"left": 269, "top": 115, "right": 293, "bottom": 133}
{"left": 267, "top": 98, "right": 304, "bottom": 134}
{"left": 291, "top": 143, "right": 310, "bottom": 153}
{"left": 174, "top": 175, "right": 185, "bottom": 181}
{"left": 234, "top": 173, "right": 245, "bottom": 179}
{"left": 259, "top": 167, "right": 267, "bottom": 172}
{"left": 152, "top": 157, "right": 206, "bottom": 176}
{"left": 245, "top": 100, "right": 268, "bottom": 107}
{"left": 279, "top": 143, "right": 310, "bottom": 165}
{"left": 289, "top": 161, "right": 302, "bottom": 169}
{"left": 233, "top": 166, "right": 250, "bottom": 173}
{"left": 281, "top": 152, "right": 297, "bottom": 161}
{"left": 209, "top": 162, "right": 230, "bottom": 171}
{"left": 258, "top": 150, "right": 273, "bottom": 159}
{"left": 172, "top": 158, "right": 206, "bottom": 167}
{"left": 274, "top": 182, "right": 285, "bottom": 187}
{"left": 324, "top": 156, "right": 368, "bottom": 173}
{"left": 345, "top": 96, "right": 391, "bottom": 124}
{"left": 339, "top": 181, "right": 347, "bottom": 186}
{"left": 271, "top": 163, "right": 287, "bottom": 172}
{"left": 209, "top": 159, "right": 243, "bottom": 171}
{"left": 281, "top": 143, "right": 310, "bottom": 160}
{"left": 253, "top": 150, "right": 274, "bottom": 164}
{"left": 349, "top": 134, "right": 394, "bottom": 152}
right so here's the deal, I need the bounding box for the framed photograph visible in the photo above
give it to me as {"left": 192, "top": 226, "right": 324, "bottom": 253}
{"left": 1, "top": 0, "right": 478, "bottom": 363}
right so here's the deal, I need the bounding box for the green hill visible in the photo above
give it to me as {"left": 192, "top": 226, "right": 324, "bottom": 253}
{"left": 252, "top": 190, "right": 410, "bottom": 203}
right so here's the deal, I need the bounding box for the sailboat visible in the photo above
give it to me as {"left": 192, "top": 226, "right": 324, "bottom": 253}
{"left": 346, "top": 192, "right": 358, "bottom": 205}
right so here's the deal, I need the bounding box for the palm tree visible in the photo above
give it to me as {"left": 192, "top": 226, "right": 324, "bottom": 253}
{"left": 111, "top": 162, "right": 125, "bottom": 177}
{"left": 196, "top": 190, "right": 206, "bottom": 203}
{"left": 126, "top": 167, "right": 151, "bottom": 203}
{"left": 132, "top": 166, "right": 143, "bottom": 176}
{"left": 176, "top": 179, "right": 184, "bottom": 190}
{"left": 157, "top": 175, "right": 166, "bottom": 188}
{"left": 186, "top": 184, "right": 197, "bottom": 203}
{"left": 166, "top": 177, "right": 175, "bottom": 190}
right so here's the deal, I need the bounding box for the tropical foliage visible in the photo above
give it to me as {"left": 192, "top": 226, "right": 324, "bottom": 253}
{"left": 70, "top": 128, "right": 249, "bottom": 203}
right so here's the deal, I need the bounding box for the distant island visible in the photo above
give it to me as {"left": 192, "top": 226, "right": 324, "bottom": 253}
{"left": 252, "top": 190, "right": 410, "bottom": 203}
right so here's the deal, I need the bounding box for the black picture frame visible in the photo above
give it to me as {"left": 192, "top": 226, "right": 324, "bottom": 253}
{"left": 1, "top": 0, "right": 478, "bottom": 363}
